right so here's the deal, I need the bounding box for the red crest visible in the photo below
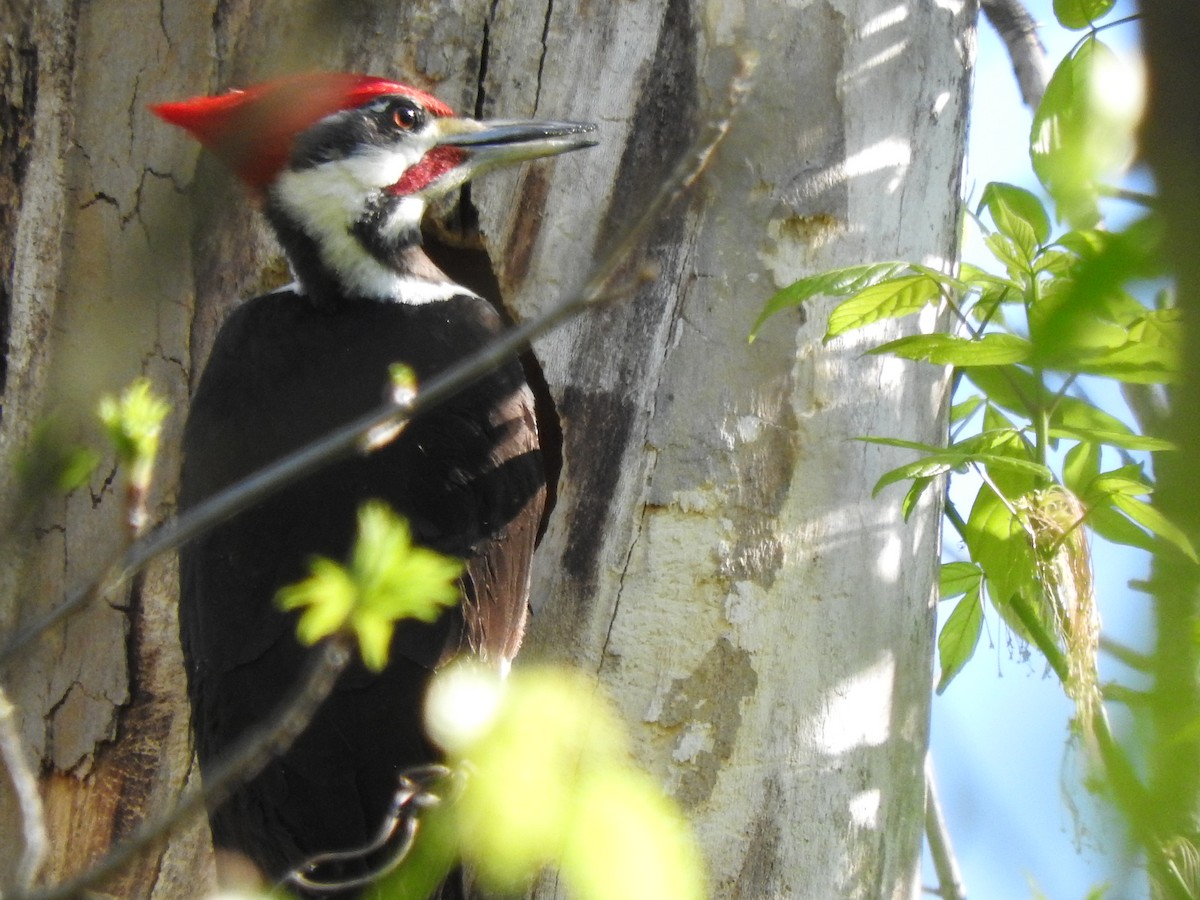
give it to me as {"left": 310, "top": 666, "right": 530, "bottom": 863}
{"left": 152, "top": 72, "right": 454, "bottom": 191}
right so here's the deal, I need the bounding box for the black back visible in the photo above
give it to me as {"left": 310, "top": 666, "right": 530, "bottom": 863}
{"left": 179, "top": 287, "right": 545, "bottom": 886}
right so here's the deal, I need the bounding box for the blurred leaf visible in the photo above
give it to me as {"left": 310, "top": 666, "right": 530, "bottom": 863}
{"left": 14, "top": 419, "right": 101, "bottom": 505}
{"left": 825, "top": 274, "right": 945, "bottom": 339}
{"left": 1053, "top": 0, "right": 1116, "bottom": 29}
{"left": 1063, "top": 440, "right": 1101, "bottom": 495}
{"left": 940, "top": 561, "right": 983, "bottom": 600}
{"left": 1050, "top": 424, "right": 1175, "bottom": 452}
{"left": 1032, "top": 272, "right": 1180, "bottom": 383}
{"left": 432, "top": 666, "right": 706, "bottom": 900}
{"left": 1032, "top": 38, "right": 1131, "bottom": 227}
{"left": 277, "top": 501, "right": 462, "bottom": 670}
{"left": 97, "top": 378, "right": 170, "bottom": 492}
{"left": 936, "top": 585, "right": 983, "bottom": 693}
{"left": 868, "top": 332, "right": 1032, "bottom": 366}
{"left": 1088, "top": 504, "right": 1158, "bottom": 554}
{"left": 1088, "top": 468, "right": 1152, "bottom": 498}
{"left": 965, "top": 365, "right": 1151, "bottom": 441}
{"left": 1033, "top": 249, "right": 1078, "bottom": 277}
{"left": 1110, "top": 494, "right": 1198, "bottom": 562}
{"left": 750, "top": 262, "right": 917, "bottom": 339}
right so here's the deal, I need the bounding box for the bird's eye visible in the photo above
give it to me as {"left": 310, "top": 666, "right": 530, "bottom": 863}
{"left": 391, "top": 101, "right": 424, "bottom": 132}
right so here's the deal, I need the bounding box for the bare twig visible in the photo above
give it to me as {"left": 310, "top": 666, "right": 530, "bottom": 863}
{"left": 924, "top": 757, "right": 966, "bottom": 900}
{"left": 0, "top": 685, "right": 47, "bottom": 892}
{"left": 980, "top": 0, "right": 1051, "bottom": 110}
{"left": 12, "top": 639, "right": 351, "bottom": 900}
{"left": 0, "top": 57, "right": 753, "bottom": 672}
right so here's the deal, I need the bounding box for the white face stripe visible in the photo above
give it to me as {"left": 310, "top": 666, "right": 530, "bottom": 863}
{"left": 271, "top": 143, "right": 466, "bottom": 303}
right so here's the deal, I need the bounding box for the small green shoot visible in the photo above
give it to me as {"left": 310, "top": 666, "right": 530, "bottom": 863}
{"left": 276, "top": 501, "right": 462, "bottom": 671}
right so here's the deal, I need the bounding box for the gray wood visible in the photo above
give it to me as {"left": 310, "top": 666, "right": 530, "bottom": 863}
{"left": 0, "top": 0, "right": 974, "bottom": 895}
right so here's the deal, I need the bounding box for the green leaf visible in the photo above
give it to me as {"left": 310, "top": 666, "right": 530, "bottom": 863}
{"left": 1032, "top": 296, "right": 1181, "bottom": 384}
{"left": 980, "top": 182, "right": 1050, "bottom": 250}
{"left": 750, "top": 262, "right": 917, "bottom": 339}
{"left": 936, "top": 586, "right": 983, "bottom": 693}
{"left": 1088, "top": 469, "right": 1152, "bottom": 498}
{"left": 1033, "top": 249, "right": 1077, "bottom": 278}
{"left": 873, "top": 457, "right": 962, "bottom": 493}
{"left": 1088, "top": 504, "right": 1158, "bottom": 554}
{"left": 278, "top": 502, "right": 463, "bottom": 670}
{"left": 429, "top": 666, "right": 707, "bottom": 900}
{"left": 97, "top": 378, "right": 171, "bottom": 492}
{"left": 984, "top": 232, "right": 1032, "bottom": 282}
{"left": 960, "top": 263, "right": 1018, "bottom": 295}
{"left": 940, "top": 562, "right": 983, "bottom": 600}
{"left": 860, "top": 428, "right": 1021, "bottom": 458}
{"left": 868, "top": 332, "right": 1031, "bottom": 366}
{"left": 825, "top": 274, "right": 944, "bottom": 339}
{"left": 873, "top": 452, "right": 1051, "bottom": 496}
{"left": 1063, "top": 440, "right": 1100, "bottom": 495}
{"left": 857, "top": 435, "right": 947, "bottom": 453}
{"left": 965, "top": 366, "right": 1150, "bottom": 442}
{"left": 902, "top": 476, "right": 936, "bottom": 521}
{"left": 1049, "top": 425, "right": 1175, "bottom": 453}
{"left": 14, "top": 419, "right": 101, "bottom": 506}
{"left": 1051, "top": 218, "right": 1165, "bottom": 319}
{"left": 963, "top": 475, "right": 1041, "bottom": 638}
{"left": 981, "top": 402, "right": 1023, "bottom": 436}
{"left": 1054, "top": 0, "right": 1116, "bottom": 29}
{"left": 1110, "top": 494, "right": 1199, "bottom": 562}
{"left": 950, "top": 394, "right": 985, "bottom": 424}
{"left": 1032, "top": 38, "right": 1135, "bottom": 227}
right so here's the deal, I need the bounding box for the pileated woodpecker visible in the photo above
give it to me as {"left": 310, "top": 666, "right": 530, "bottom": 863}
{"left": 153, "top": 73, "right": 595, "bottom": 891}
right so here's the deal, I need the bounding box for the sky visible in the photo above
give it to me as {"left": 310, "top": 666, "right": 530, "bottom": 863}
{"left": 924, "top": 3, "right": 1150, "bottom": 899}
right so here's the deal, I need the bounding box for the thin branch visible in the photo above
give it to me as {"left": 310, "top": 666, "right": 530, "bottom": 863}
{"left": 980, "top": 0, "right": 1051, "bottom": 110}
{"left": 1097, "top": 184, "right": 1158, "bottom": 208}
{"left": 12, "top": 639, "right": 351, "bottom": 900}
{"left": 924, "top": 756, "right": 967, "bottom": 900}
{"left": 0, "top": 685, "right": 47, "bottom": 892}
{"left": 0, "top": 56, "right": 754, "bottom": 672}
{"left": 1100, "top": 635, "right": 1154, "bottom": 672}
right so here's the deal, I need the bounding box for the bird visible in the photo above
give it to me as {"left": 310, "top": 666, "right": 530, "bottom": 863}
{"left": 153, "top": 72, "right": 596, "bottom": 893}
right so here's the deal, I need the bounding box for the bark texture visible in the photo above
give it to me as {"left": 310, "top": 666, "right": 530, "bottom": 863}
{"left": 0, "top": 0, "right": 974, "bottom": 896}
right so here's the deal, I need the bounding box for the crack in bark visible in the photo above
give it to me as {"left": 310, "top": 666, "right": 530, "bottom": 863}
{"left": 473, "top": 0, "right": 500, "bottom": 120}
{"left": 89, "top": 464, "right": 118, "bottom": 509}
{"left": 532, "top": 0, "right": 553, "bottom": 113}
{"left": 596, "top": 450, "right": 657, "bottom": 675}
{"left": 78, "top": 191, "right": 118, "bottom": 212}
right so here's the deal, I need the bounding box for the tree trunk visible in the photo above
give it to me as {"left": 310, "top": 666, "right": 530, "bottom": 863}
{"left": 0, "top": 0, "right": 974, "bottom": 896}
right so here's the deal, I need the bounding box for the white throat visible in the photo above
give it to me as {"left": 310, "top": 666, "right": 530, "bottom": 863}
{"left": 271, "top": 149, "right": 462, "bottom": 304}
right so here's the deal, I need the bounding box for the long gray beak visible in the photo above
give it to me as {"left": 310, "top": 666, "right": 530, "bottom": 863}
{"left": 438, "top": 118, "right": 598, "bottom": 165}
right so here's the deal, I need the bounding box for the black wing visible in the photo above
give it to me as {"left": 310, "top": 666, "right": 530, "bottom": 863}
{"left": 179, "top": 289, "right": 545, "bottom": 881}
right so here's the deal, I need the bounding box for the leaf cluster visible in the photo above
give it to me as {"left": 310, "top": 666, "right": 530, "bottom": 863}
{"left": 752, "top": 5, "right": 1188, "bottom": 701}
